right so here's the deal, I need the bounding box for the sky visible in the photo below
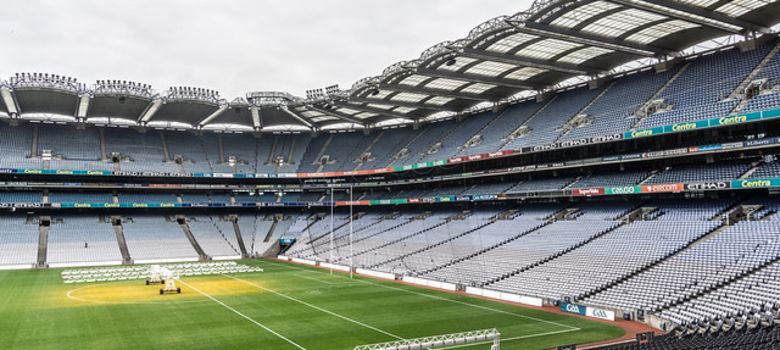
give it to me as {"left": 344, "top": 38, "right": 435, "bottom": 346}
{"left": 0, "top": 0, "right": 535, "bottom": 100}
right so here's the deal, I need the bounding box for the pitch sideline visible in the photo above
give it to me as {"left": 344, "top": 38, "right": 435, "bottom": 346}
{"left": 178, "top": 279, "right": 308, "bottom": 350}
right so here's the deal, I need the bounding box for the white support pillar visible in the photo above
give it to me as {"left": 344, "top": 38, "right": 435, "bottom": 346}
{"left": 197, "top": 104, "right": 228, "bottom": 128}
{"left": 138, "top": 99, "right": 163, "bottom": 125}
{"left": 1, "top": 87, "right": 19, "bottom": 117}
{"left": 76, "top": 93, "right": 91, "bottom": 121}
{"left": 250, "top": 107, "right": 262, "bottom": 131}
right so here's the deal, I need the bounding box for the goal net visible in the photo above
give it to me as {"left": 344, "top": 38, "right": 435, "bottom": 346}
{"left": 354, "top": 328, "right": 500, "bottom": 350}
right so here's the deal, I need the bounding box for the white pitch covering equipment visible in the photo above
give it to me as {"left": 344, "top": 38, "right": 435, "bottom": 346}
{"left": 61, "top": 261, "right": 262, "bottom": 284}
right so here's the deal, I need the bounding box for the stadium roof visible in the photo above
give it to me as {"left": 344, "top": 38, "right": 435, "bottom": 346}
{"left": 1, "top": 0, "right": 779, "bottom": 131}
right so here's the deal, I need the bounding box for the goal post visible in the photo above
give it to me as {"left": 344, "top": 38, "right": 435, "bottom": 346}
{"left": 354, "top": 328, "right": 500, "bottom": 350}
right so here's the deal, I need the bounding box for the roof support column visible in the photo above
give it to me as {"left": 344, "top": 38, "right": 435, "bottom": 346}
{"left": 250, "top": 107, "right": 262, "bottom": 131}
{"left": 138, "top": 99, "right": 163, "bottom": 126}
{"left": 1, "top": 87, "right": 20, "bottom": 118}
{"left": 76, "top": 93, "right": 91, "bottom": 122}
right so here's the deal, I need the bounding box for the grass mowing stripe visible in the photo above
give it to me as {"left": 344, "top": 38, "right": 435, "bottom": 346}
{"left": 178, "top": 279, "right": 308, "bottom": 350}
{"left": 222, "top": 274, "right": 406, "bottom": 341}
{"left": 264, "top": 260, "right": 579, "bottom": 332}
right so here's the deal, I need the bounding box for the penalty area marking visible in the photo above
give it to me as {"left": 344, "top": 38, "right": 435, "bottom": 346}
{"left": 222, "top": 274, "right": 406, "bottom": 341}
{"left": 177, "top": 279, "right": 308, "bottom": 350}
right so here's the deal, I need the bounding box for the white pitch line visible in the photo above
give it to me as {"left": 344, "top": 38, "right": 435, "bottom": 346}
{"left": 223, "top": 274, "right": 406, "bottom": 341}
{"left": 178, "top": 279, "right": 307, "bottom": 350}
{"left": 263, "top": 260, "right": 579, "bottom": 331}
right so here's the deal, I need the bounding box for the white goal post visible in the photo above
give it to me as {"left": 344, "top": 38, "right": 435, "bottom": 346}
{"left": 354, "top": 328, "right": 500, "bottom": 350}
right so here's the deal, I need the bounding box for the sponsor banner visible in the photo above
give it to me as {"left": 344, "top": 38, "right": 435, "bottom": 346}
{"left": 586, "top": 306, "right": 615, "bottom": 321}
{"left": 276, "top": 255, "right": 290, "bottom": 261}
{"left": 762, "top": 108, "right": 780, "bottom": 119}
{"left": 685, "top": 182, "right": 730, "bottom": 191}
{"left": 709, "top": 112, "right": 761, "bottom": 127}
{"left": 641, "top": 183, "right": 683, "bottom": 193}
{"left": 731, "top": 178, "right": 780, "bottom": 189}
{"left": 624, "top": 126, "right": 664, "bottom": 139}
{"left": 572, "top": 187, "right": 604, "bottom": 197}
{"left": 665, "top": 120, "right": 708, "bottom": 133}
{"left": 605, "top": 186, "right": 641, "bottom": 195}
{"left": 560, "top": 303, "right": 587, "bottom": 316}
{"left": 472, "top": 194, "right": 498, "bottom": 201}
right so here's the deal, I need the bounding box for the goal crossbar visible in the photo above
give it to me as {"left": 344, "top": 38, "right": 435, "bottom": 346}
{"left": 354, "top": 328, "right": 500, "bottom": 350}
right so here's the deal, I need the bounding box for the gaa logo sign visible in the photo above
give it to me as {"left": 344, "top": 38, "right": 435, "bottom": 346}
{"left": 566, "top": 304, "right": 581, "bottom": 313}
{"left": 592, "top": 309, "right": 608, "bottom": 318}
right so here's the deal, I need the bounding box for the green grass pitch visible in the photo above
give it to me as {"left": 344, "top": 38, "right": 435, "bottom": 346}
{"left": 0, "top": 260, "right": 624, "bottom": 349}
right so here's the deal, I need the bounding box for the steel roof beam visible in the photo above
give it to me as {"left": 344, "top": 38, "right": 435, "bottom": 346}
{"left": 137, "top": 99, "right": 163, "bottom": 124}
{"left": 375, "top": 83, "right": 496, "bottom": 102}
{"left": 330, "top": 102, "right": 420, "bottom": 121}
{"left": 197, "top": 103, "right": 229, "bottom": 128}
{"left": 414, "top": 68, "right": 538, "bottom": 90}
{"left": 640, "top": 0, "right": 771, "bottom": 33}
{"left": 348, "top": 96, "right": 460, "bottom": 112}
{"left": 520, "top": 21, "right": 674, "bottom": 56}
{"left": 460, "top": 47, "right": 593, "bottom": 75}
{"left": 609, "top": 0, "right": 749, "bottom": 34}
{"left": 1, "top": 87, "right": 20, "bottom": 116}
{"left": 308, "top": 106, "right": 366, "bottom": 127}
{"left": 279, "top": 106, "right": 316, "bottom": 130}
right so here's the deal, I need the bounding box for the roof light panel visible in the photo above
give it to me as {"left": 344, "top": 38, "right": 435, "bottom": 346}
{"left": 392, "top": 107, "right": 416, "bottom": 114}
{"left": 503, "top": 67, "right": 546, "bottom": 80}
{"left": 716, "top": 0, "right": 774, "bottom": 17}
{"left": 310, "top": 116, "right": 338, "bottom": 122}
{"left": 300, "top": 110, "right": 325, "bottom": 117}
{"left": 549, "top": 1, "right": 622, "bottom": 28}
{"left": 424, "top": 78, "right": 469, "bottom": 91}
{"left": 367, "top": 89, "right": 393, "bottom": 99}
{"left": 426, "top": 96, "right": 456, "bottom": 105}
{"left": 399, "top": 74, "right": 430, "bottom": 86}
{"left": 625, "top": 19, "right": 699, "bottom": 44}
{"left": 460, "top": 83, "right": 497, "bottom": 94}
{"left": 390, "top": 92, "right": 429, "bottom": 103}
{"left": 485, "top": 32, "right": 539, "bottom": 54}
{"left": 516, "top": 39, "right": 582, "bottom": 60}
{"left": 354, "top": 112, "right": 378, "bottom": 119}
{"left": 583, "top": 9, "right": 665, "bottom": 38}
{"left": 366, "top": 103, "right": 393, "bottom": 110}
{"left": 625, "top": 0, "right": 743, "bottom": 31}
{"left": 465, "top": 61, "right": 518, "bottom": 77}
{"left": 678, "top": 0, "right": 721, "bottom": 7}
{"left": 335, "top": 107, "right": 360, "bottom": 115}
{"left": 558, "top": 46, "right": 613, "bottom": 64}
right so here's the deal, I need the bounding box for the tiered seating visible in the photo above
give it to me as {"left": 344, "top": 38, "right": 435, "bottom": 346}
{"left": 561, "top": 67, "right": 679, "bottom": 142}
{"left": 508, "top": 177, "right": 575, "bottom": 192}
{"left": 646, "top": 161, "right": 752, "bottom": 184}
{"left": 165, "top": 131, "right": 213, "bottom": 173}
{"left": 570, "top": 170, "right": 650, "bottom": 188}
{"left": 751, "top": 159, "right": 780, "bottom": 178}
{"left": 0, "top": 191, "right": 42, "bottom": 203}
{"left": 122, "top": 215, "right": 198, "bottom": 262}
{"left": 417, "top": 112, "right": 497, "bottom": 163}
{"left": 38, "top": 124, "right": 106, "bottom": 171}
{"left": 49, "top": 191, "right": 113, "bottom": 203}
{"left": 47, "top": 216, "right": 122, "bottom": 265}
{"left": 491, "top": 203, "right": 720, "bottom": 300}
{"left": 0, "top": 216, "right": 39, "bottom": 266}
{"left": 502, "top": 85, "right": 605, "bottom": 149}
{"left": 321, "top": 132, "right": 376, "bottom": 172}
{"left": 186, "top": 215, "right": 241, "bottom": 258}
{"left": 585, "top": 205, "right": 779, "bottom": 316}
{"left": 118, "top": 192, "right": 178, "bottom": 203}
{"left": 427, "top": 204, "right": 625, "bottom": 285}
{"left": 600, "top": 326, "right": 780, "bottom": 350}
{"left": 0, "top": 123, "right": 38, "bottom": 169}
{"left": 104, "top": 129, "right": 177, "bottom": 173}
{"left": 638, "top": 46, "right": 771, "bottom": 129}
{"left": 392, "top": 122, "right": 452, "bottom": 165}
{"left": 359, "top": 128, "right": 420, "bottom": 169}
{"left": 462, "top": 101, "right": 545, "bottom": 155}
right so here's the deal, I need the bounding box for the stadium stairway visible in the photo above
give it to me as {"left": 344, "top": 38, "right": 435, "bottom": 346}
{"left": 367, "top": 210, "right": 513, "bottom": 269}
{"left": 110, "top": 216, "right": 133, "bottom": 264}
{"left": 36, "top": 216, "right": 50, "bottom": 268}
{"left": 729, "top": 41, "right": 780, "bottom": 113}
{"left": 229, "top": 215, "right": 249, "bottom": 258}
{"left": 177, "top": 216, "right": 209, "bottom": 261}
{"left": 555, "top": 81, "right": 616, "bottom": 143}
